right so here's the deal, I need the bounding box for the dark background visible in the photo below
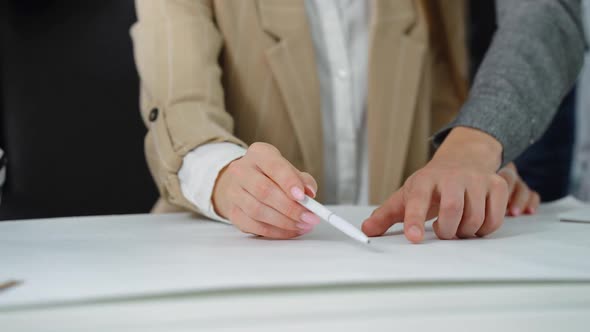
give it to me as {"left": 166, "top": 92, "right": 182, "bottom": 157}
{"left": 0, "top": 0, "right": 157, "bottom": 220}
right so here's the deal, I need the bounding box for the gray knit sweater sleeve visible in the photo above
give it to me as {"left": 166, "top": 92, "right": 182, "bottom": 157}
{"left": 434, "top": 0, "right": 585, "bottom": 165}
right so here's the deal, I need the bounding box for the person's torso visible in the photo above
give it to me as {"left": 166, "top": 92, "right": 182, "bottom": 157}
{"left": 211, "top": 0, "right": 467, "bottom": 204}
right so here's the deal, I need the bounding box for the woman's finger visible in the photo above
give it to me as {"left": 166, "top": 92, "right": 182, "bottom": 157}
{"left": 234, "top": 188, "right": 311, "bottom": 231}
{"left": 240, "top": 169, "right": 320, "bottom": 226}
{"left": 248, "top": 143, "right": 306, "bottom": 201}
{"left": 229, "top": 205, "right": 304, "bottom": 239}
{"left": 299, "top": 171, "right": 318, "bottom": 198}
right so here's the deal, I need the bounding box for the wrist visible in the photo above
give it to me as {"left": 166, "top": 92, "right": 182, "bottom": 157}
{"left": 433, "top": 127, "right": 503, "bottom": 172}
{"left": 212, "top": 162, "right": 234, "bottom": 219}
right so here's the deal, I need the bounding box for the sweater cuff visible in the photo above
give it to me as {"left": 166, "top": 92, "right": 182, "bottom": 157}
{"left": 432, "top": 94, "right": 550, "bottom": 167}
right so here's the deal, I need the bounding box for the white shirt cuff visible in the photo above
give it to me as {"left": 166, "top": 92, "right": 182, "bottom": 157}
{"left": 178, "top": 142, "right": 247, "bottom": 223}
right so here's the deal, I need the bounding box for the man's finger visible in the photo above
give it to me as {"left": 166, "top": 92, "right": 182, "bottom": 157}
{"left": 508, "top": 181, "right": 530, "bottom": 216}
{"left": 362, "top": 190, "right": 405, "bottom": 237}
{"left": 433, "top": 183, "right": 465, "bottom": 240}
{"left": 498, "top": 166, "right": 518, "bottom": 194}
{"left": 456, "top": 186, "right": 486, "bottom": 239}
{"left": 403, "top": 181, "right": 435, "bottom": 243}
{"left": 477, "top": 176, "right": 508, "bottom": 237}
{"left": 525, "top": 191, "right": 541, "bottom": 214}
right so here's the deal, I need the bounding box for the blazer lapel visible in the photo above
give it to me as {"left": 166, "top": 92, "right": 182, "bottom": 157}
{"left": 257, "top": 0, "right": 324, "bottom": 188}
{"left": 367, "top": 0, "right": 428, "bottom": 203}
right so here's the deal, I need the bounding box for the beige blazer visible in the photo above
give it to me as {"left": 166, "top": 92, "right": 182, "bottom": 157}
{"left": 131, "top": 0, "right": 468, "bottom": 214}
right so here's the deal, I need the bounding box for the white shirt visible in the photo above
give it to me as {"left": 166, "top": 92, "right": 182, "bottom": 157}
{"left": 179, "top": 0, "right": 370, "bottom": 221}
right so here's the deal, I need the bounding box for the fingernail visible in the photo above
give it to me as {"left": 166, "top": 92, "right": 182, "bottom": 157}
{"left": 305, "top": 185, "right": 316, "bottom": 198}
{"left": 512, "top": 207, "right": 521, "bottom": 216}
{"left": 408, "top": 225, "right": 422, "bottom": 239}
{"left": 291, "top": 187, "right": 305, "bottom": 201}
{"left": 301, "top": 212, "right": 321, "bottom": 225}
{"left": 296, "top": 222, "right": 314, "bottom": 231}
{"left": 528, "top": 207, "right": 536, "bottom": 214}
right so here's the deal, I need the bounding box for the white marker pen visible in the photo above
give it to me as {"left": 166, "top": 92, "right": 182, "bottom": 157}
{"left": 297, "top": 195, "right": 370, "bottom": 244}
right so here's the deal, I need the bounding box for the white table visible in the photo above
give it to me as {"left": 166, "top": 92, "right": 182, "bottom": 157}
{"left": 1, "top": 197, "right": 590, "bottom": 331}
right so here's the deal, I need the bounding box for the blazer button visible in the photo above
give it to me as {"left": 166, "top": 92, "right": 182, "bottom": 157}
{"left": 149, "top": 108, "right": 159, "bottom": 122}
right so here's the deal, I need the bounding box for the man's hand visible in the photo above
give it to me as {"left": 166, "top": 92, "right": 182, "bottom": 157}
{"left": 499, "top": 163, "right": 541, "bottom": 216}
{"left": 362, "top": 127, "right": 509, "bottom": 243}
{"left": 212, "top": 142, "right": 320, "bottom": 239}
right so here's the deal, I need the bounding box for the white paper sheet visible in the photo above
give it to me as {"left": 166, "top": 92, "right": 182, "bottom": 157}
{"left": 559, "top": 208, "right": 590, "bottom": 223}
{"left": 1, "top": 196, "right": 590, "bottom": 309}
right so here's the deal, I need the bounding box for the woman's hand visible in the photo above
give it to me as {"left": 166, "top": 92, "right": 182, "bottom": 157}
{"left": 212, "top": 142, "right": 320, "bottom": 239}
{"left": 498, "top": 163, "right": 540, "bottom": 216}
